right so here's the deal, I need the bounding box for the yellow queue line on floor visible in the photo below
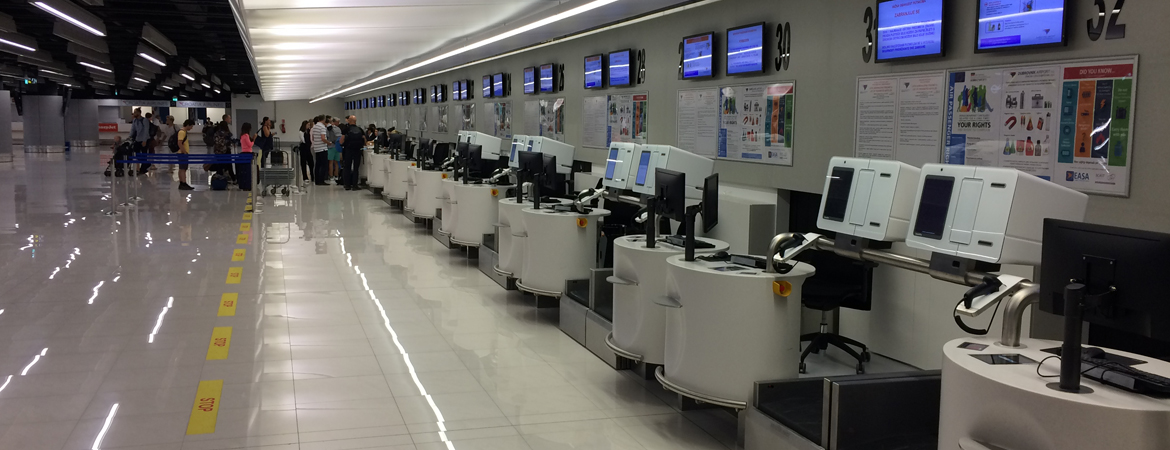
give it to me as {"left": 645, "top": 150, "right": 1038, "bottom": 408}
{"left": 232, "top": 248, "right": 246, "bottom": 261}
{"left": 226, "top": 267, "right": 242, "bottom": 284}
{"left": 243, "top": 212, "right": 252, "bottom": 220}
{"left": 206, "top": 326, "right": 232, "bottom": 360}
{"left": 186, "top": 379, "right": 224, "bottom": 435}
{"left": 240, "top": 223, "right": 251, "bottom": 232}
{"left": 218, "top": 293, "right": 238, "bottom": 316}
{"left": 236, "top": 233, "right": 249, "bottom": 244}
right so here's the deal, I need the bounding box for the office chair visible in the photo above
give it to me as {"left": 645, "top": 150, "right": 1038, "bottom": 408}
{"left": 796, "top": 250, "right": 875, "bottom": 375}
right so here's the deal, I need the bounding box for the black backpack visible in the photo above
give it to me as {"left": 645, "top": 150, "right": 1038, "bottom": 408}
{"left": 167, "top": 131, "right": 181, "bottom": 152}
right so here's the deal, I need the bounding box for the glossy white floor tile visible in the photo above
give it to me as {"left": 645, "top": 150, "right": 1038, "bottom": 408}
{"left": 0, "top": 151, "right": 735, "bottom": 450}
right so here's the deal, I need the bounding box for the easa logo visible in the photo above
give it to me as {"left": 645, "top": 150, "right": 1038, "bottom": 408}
{"left": 1066, "top": 171, "right": 1090, "bottom": 182}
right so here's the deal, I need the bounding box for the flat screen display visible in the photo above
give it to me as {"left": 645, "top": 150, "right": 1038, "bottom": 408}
{"left": 682, "top": 32, "right": 714, "bottom": 79}
{"left": 876, "top": 0, "right": 945, "bottom": 61}
{"left": 436, "top": 85, "right": 445, "bottom": 103}
{"left": 605, "top": 148, "right": 619, "bottom": 179}
{"left": 523, "top": 67, "right": 536, "bottom": 95}
{"left": 492, "top": 74, "right": 504, "bottom": 97}
{"left": 635, "top": 151, "right": 652, "bottom": 186}
{"left": 976, "top": 0, "right": 1067, "bottom": 52}
{"left": 608, "top": 50, "right": 632, "bottom": 87}
{"left": 584, "top": 55, "right": 604, "bottom": 89}
{"left": 539, "top": 64, "right": 554, "bottom": 93}
{"left": 913, "top": 175, "right": 955, "bottom": 240}
{"left": 453, "top": 81, "right": 461, "bottom": 100}
{"left": 482, "top": 75, "right": 492, "bottom": 98}
{"left": 726, "top": 23, "right": 765, "bottom": 75}
{"left": 823, "top": 167, "right": 854, "bottom": 222}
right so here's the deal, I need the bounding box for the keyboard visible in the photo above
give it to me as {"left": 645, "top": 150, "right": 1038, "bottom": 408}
{"left": 663, "top": 235, "right": 715, "bottom": 249}
{"left": 1080, "top": 355, "right": 1170, "bottom": 397}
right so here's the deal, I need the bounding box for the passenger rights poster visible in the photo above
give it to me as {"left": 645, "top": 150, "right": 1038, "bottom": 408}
{"left": 944, "top": 56, "right": 1137, "bottom": 196}
{"left": 539, "top": 98, "right": 565, "bottom": 142}
{"left": 436, "top": 106, "right": 448, "bottom": 133}
{"left": 488, "top": 102, "right": 511, "bottom": 139}
{"left": 608, "top": 93, "right": 648, "bottom": 146}
{"left": 717, "top": 82, "right": 795, "bottom": 166}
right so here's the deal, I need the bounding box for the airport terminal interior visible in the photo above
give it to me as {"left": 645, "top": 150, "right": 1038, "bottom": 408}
{"left": 0, "top": 0, "right": 1168, "bottom": 449}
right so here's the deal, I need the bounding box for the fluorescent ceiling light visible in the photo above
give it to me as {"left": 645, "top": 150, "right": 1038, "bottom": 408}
{"left": 0, "top": 37, "right": 35, "bottom": 52}
{"left": 31, "top": 0, "right": 106, "bottom": 37}
{"left": 160, "top": 85, "right": 173, "bottom": 90}
{"left": 133, "top": 76, "right": 149, "bottom": 83}
{"left": 79, "top": 61, "right": 111, "bottom": 72}
{"left": 53, "top": 20, "right": 107, "bottom": 53}
{"left": 0, "top": 32, "right": 37, "bottom": 52}
{"left": 200, "top": 82, "right": 210, "bottom": 88}
{"left": 213, "top": 89, "right": 220, "bottom": 93}
{"left": 180, "top": 72, "right": 194, "bottom": 81}
{"left": 137, "top": 44, "right": 166, "bottom": 66}
{"left": 310, "top": 0, "right": 620, "bottom": 102}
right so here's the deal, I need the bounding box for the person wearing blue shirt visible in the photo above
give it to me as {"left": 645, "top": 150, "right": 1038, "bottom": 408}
{"left": 127, "top": 108, "right": 152, "bottom": 175}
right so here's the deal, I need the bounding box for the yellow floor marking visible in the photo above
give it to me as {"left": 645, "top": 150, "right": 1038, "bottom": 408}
{"left": 217, "top": 294, "right": 238, "bottom": 317}
{"left": 235, "top": 234, "right": 248, "bottom": 244}
{"left": 226, "top": 267, "right": 242, "bottom": 284}
{"left": 231, "top": 249, "right": 246, "bottom": 261}
{"left": 206, "top": 326, "right": 232, "bottom": 360}
{"left": 246, "top": 198, "right": 252, "bottom": 204}
{"left": 243, "top": 212, "right": 252, "bottom": 220}
{"left": 245, "top": 205, "right": 252, "bottom": 212}
{"left": 239, "top": 223, "right": 251, "bottom": 232}
{"left": 185, "top": 379, "right": 224, "bottom": 435}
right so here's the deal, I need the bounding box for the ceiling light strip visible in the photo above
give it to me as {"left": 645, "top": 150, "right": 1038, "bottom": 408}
{"left": 79, "top": 61, "right": 111, "bottom": 73}
{"left": 31, "top": 1, "right": 105, "bottom": 37}
{"left": 310, "top": 0, "right": 621, "bottom": 102}
{"left": 346, "top": 0, "right": 720, "bottom": 98}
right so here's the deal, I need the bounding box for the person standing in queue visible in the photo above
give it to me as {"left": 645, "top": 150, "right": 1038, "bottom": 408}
{"left": 311, "top": 115, "right": 330, "bottom": 186}
{"left": 298, "top": 120, "right": 315, "bottom": 185}
{"left": 128, "top": 108, "right": 151, "bottom": 175}
{"left": 340, "top": 115, "right": 367, "bottom": 191}
{"left": 176, "top": 119, "right": 194, "bottom": 190}
{"left": 238, "top": 122, "right": 254, "bottom": 190}
{"left": 258, "top": 117, "right": 274, "bottom": 166}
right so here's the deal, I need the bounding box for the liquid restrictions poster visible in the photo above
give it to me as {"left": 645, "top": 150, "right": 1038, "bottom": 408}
{"left": 944, "top": 57, "right": 1137, "bottom": 196}
{"left": 718, "top": 83, "right": 795, "bottom": 166}
{"left": 608, "top": 93, "right": 648, "bottom": 146}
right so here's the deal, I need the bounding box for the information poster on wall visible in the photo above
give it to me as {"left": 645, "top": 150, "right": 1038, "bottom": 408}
{"left": 539, "top": 98, "right": 565, "bottom": 142}
{"left": 461, "top": 104, "right": 475, "bottom": 131}
{"left": 676, "top": 88, "right": 720, "bottom": 158}
{"left": 608, "top": 93, "right": 648, "bottom": 146}
{"left": 718, "top": 83, "right": 795, "bottom": 165}
{"left": 583, "top": 96, "right": 608, "bottom": 148}
{"left": 944, "top": 57, "right": 1137, "bottom": 196}
{"left": 436, "top": 106, "right": 449, "bottom": 133}
{"left": 418, "top": 107, "right": 427, "bottom": 132}
{"left": 855, "top": 72, "right": 945, "bottom": 167}
{"left": 488, "top": 102, "right": 511, "bottom": 139}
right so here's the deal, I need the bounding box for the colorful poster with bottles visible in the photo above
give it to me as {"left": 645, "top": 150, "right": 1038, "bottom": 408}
{"left": 717, "top": 82, "right": 795, "bottom": 166}
{"left": 1054, "top": 59, "right": 1135, "bottom": 196}
{"left": 607, "top": 93, "right": 649, "bottom": 146}
{"left": 943, "top": 57, "right": 1137, "bottom": 196}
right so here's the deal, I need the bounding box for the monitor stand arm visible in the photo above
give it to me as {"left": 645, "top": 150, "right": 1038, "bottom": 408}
{"left": 683, "top": 205, "right": 702, "bottom": 261}
{"left": 1049, "top": 282, "right": 1117, "bottom": 394}
{"left": 531, "top": 173, "right": 543, "bottom": 210}
{"left": 643, "top": 198, "right": 657, "bottom": 249}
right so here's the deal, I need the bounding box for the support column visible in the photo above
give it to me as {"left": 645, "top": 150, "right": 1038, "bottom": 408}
{"left": 64, "top": 99, "right": 99, "bottom": 147}
{"left": 23, "top": 95, "right": 65, "bottom": 153}
{"left": 0, "top": 91, "right": 11, "bottom": 163}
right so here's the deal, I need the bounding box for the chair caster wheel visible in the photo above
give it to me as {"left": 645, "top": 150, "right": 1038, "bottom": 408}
{"left": 799, "top": 363, "right": 807, "bottom": 374}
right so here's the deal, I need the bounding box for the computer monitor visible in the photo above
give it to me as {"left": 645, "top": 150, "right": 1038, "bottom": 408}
{"left": 702, "top": 173, "right": 718, "bottom": 233}
{"left": 518, "top": 150, "right": 543, "bottom": 177}
{"left": 466, "top": 144, "right": 483, "bottom": 178}
{"left": 655, "top": 168, "right": 686, "bottom": 223}
{"left": 1039, "top": 219, "right": 1170, "bottom": 392}
{"left": 430, "top": 142, "right": 449, "bottom": 168}
{"left": 905, "top": 164, "right": 1089, "bottom": 266}
{"left": 455, "top": 141, "right": 470, "bottom": 167}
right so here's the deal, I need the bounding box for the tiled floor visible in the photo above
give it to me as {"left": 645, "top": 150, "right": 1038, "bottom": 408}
{"left": 0, "top": 149, "right": 739, "bottom": 450}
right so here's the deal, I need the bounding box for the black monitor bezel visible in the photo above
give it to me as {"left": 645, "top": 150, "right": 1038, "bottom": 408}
{"left": 972, "top": 0, "right": 1068, "bottom": 54}
{"left": 702, "top": 173, "right": 719, "bottom": 233}
{"left": 608, "top": 49, "right": 634, "bottom": 88}
{"left": 681, "top": 31, "right": 716, "bottom": 80}
{"left": 654, "top": 168, "right": 687, "bottom": 223}
{"left": 583, "top": 54, "right": 605, "bottom": 90}
{"left": 724, "top": 22, "right": 767, "bottom": 76}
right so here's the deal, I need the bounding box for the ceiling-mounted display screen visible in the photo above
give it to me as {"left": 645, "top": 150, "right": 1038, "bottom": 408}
{"left": 492, "top": 73, "right": 505, "bottom": 97}
{"left": 682, "top": 32, "right": 715, "bottom": 79}
{"left": 876, "top": 0, "right": 945, "bottom": 62}
{"left": 523, "top": 67, "right": 536, "bottom": 95}
{"left": 726, "top": 23, "right": 765, "bottom": 75}
{"left": 539, "top": 64, "right": 555, "bottom": 93}
{"left": 482, "top": 75, "right": 492, "bottom": 98}
{"left": 584, "top": 54, "right": 604, "bottom": 89}
{"left": 462, "top": 80, "right": 472, "bottom": 100}
{"left": 380, "top": 95, "right": 386, "bottom": 107}
{"left": 975, "top": 0, "right": 1067, "bottom": 52}
{"left": 452, "top": 81, "right": 462, "bottom": 101}
{"left": 609, "top": 49, "right": 632, "bottom": 87}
